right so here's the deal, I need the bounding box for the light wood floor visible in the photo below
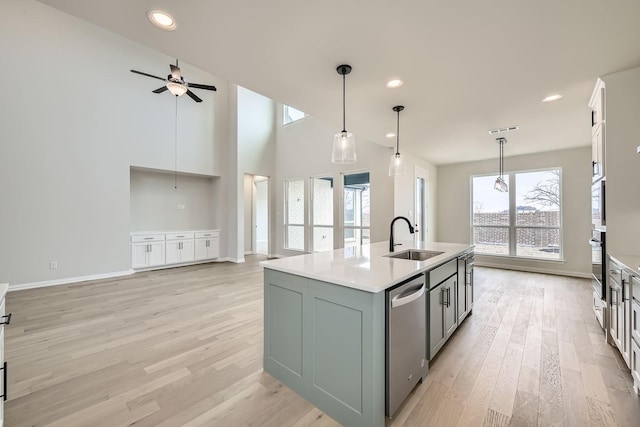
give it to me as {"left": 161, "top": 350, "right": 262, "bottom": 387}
{"left": 5, "top": 256, "right": 640, "bottom": 426}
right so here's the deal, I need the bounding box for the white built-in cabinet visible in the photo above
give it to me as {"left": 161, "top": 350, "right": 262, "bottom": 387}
{"left": 194, "top": 231, "right": 220, "bottom": 261}
{"left": 130, "top": 230, "right": 220, "bottom": 270}
{"left": 131, "top": 234, "right": 166, "bottom": 269}
{"left": 165, "top": 232, "right": 195, "bottom": 264}
{"left": 589, "top": 78, "right": 606, "bottom": 182}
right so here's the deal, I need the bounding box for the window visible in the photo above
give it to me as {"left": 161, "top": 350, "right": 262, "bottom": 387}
{"left": 311, "top": 177, "right": 334, "bottom": 252}
{"left": 284, "top": 180, "right": 305, "bottom": 251}
{"left": 283, "top": 105, "right": 306, "bottom": 125}
{"left": 472, "top": 169, "right": 561, "bottom": 260}
{"left": 343, "top": 172, "right": 371, "bottom": 248}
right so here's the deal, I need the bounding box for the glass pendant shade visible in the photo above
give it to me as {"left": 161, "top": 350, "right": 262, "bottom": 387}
{"left": 389, "top": 153, "right": 406, "bottom": 176}
{"left": 494, "top": 176, "right": 508, "bottom": 192}
{"left": 166, "top": 81, "right": 187, "bottom": 96}
{"left": 494, "top": 137, "right": 508, "bottom": 192}
{"left": 332, "top": 131, "right": 356, "bottom": 164}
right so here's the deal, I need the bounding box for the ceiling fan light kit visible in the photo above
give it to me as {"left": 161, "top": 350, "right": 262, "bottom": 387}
{"left": 130, "top": 60, "right": 216, "bottom": 103}
{"left": 389, "top": 105, "right": 407, "bottom": 177}
{"left": 332, "top": 64, "right": 357, "bottom": 164}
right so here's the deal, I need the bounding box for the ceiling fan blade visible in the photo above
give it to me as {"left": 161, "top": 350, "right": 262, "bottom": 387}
{"left": 130, "top": 69, "right": 166, "bottom": 81}
{"left": 170, "top": 64, "right": 181, "bottom": 79}
{"left": 186, "top": 90, "right": 203, "bottom": 103}
{"left": 189, "top": 83, "right": 217, "bottom": 91}
{"left": 152, "top": 86, "right": 168, "bottom": 94}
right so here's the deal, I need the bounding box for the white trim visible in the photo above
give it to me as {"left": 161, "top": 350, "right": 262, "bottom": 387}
{"left": 476, "top": 261, "right": 590, "bottom": 279}
{"left": 9, "top": 270, "right": 133, "bottom": 292}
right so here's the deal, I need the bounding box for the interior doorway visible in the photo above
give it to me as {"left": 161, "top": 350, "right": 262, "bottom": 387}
{"left": 244, "top": 174, "right": 269, "bottom": 256}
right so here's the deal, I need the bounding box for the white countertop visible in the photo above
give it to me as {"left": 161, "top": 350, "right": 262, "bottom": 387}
{"left": 609, "top": 253, "right": 640, "bottom": 275}
{"left": 130, "top": 229, "right": 220, "bottom": 235}
{"left": 261, "top": 241, "right": 472, "bottom": 293}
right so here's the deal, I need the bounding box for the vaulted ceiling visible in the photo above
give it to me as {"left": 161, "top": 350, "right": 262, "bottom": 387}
{"left": 39, "top": 0, "right": 640, "bottom": 164}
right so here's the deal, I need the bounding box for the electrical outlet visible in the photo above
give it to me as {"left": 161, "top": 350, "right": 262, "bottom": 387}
{"left": 49, "top": 261, "right": 58, "bottom": 270}
{"left": 177, "top": 204, "right": 185, "bottom": 210}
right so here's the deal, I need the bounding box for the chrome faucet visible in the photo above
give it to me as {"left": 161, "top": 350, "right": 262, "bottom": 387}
{"left": 389, "top": 216, "right": 415, "bottom": 252}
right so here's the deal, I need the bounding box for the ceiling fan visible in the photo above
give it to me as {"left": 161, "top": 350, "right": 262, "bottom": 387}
{"left": 130, "top": 60, "right": 217, "bottom": 103}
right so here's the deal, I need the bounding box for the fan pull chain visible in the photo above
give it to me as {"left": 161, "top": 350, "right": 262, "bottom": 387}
{"left": 174, "top": 95, "right": 178, "bottom": 189}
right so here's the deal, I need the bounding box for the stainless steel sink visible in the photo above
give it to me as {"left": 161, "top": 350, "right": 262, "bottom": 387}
{"left": 385, "top": 249, "right": 444, "bottom": 261}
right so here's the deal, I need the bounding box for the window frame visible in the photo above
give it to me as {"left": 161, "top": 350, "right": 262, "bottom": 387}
{"left": 284, "top": 179, "right": 306, "bottom": 252}
{"left": 310, "top": 176, "right": 334, "bottom": 252}
{"left": 342, "top": 171, "right": 371, "bottom": 248}
{"left": 470, "top": 167, "right": 563, "bottom": 261}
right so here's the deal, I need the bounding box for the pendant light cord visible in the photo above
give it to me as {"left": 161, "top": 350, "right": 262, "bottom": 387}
{"left": 342, "top": 73, "right": 346, "bottom": 133}
{"left": 396, "top": 109, "right": 400, "bottom": 156}
{"left": 174, "top": 95, "right": 178, "bottom": 189}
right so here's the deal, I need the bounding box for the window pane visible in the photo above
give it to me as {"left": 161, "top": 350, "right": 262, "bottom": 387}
{"left": 472, "top": 175, "right": 509, "bottom": 226}
{"left": 516, "top": 170, "right": 560, "bottom": 226}
{"left": 312, "top": 177, "right": 333, "bottom": 226}
{"left": 286, "top": 180, "right": 304, "bottom": 224}
{"left": 313, "top": 227, "right": 333, "bottom": 252}
{"left": 284, "top": 105, "right": 305, "bottom": 124}
{"left": 516, "top": 228, "right": 560, "bottom": 259}
{"left": 473, "top": 226, "right": 509, "bottom": 255}
{"left": 286, "top": 226, "right": 304, "bottom": 250}
{"left": 344, "top": 173, "right": 370, "bottom": 227}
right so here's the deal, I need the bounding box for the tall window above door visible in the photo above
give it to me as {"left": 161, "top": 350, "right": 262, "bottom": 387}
{"left": 311, "top": 177, "right": 334, "bottom": 252}
{"left": 284, "top": 179, "right": 305, "bottom": 251}
{"left": 471, "top": 169, "right": 562, "bottom": 260}
{"left": 343, "top": 172, "right": 370, "bottom": 248}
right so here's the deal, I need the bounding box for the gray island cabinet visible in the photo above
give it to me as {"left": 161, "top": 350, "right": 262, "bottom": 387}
{"left": 262, "top": 241, "right": 473, "bottom": 427}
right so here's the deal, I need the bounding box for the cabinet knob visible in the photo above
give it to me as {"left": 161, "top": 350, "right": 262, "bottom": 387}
{"left": 0, "top": 313, "right": 11, "bottom": 325}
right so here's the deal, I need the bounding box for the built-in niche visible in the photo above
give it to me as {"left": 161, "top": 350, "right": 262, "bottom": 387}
{"left": 129, "top": 167, "right": 217, "bottom": 232}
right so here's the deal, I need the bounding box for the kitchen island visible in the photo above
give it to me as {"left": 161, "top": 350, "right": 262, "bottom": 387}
{"left": 261, "top": 241, "right": 472, "bottom": 427}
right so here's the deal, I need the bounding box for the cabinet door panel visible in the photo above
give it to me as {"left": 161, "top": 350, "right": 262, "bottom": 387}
{"left": 444, "top": 278, "right": 457, "bottom": 337}
{"left": 165, "top": 241, "right": 181, "bottom": 264}
{"left": 131, "top": 243, "right": 148, "bottom": 269}
{"left": 147, "top": 242, "right": 165, "bottom": 266}
{"left": 209, "top": 237, "right": 220, "bottom": 259}
{"left": 429, "top": 287, "right": 444, "bottom": 359}
{"left": 181, "top": 240, "right": 195, "bottom": 262}
{"left": 194, "top": 239, "right": 208, "bottom": 260}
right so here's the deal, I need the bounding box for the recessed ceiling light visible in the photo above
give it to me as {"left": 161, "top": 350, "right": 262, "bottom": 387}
{"left": 147, "top": 10, "right": 176, "bottom": 30}
{"left": 542, "top": 94, "right": 562, "bottom": 102}
{"left": 386, "top": 132, "right": 396, "bottom": 138}
{"left": 386, "top": 79, "right": 404, "bottom": 89}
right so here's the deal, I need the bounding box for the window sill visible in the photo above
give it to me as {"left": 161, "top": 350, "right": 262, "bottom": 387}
{"left": 475, "top": 253, "right": 565, "bottom": 264}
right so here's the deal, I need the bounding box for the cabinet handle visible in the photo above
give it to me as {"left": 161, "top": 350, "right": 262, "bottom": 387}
{"left": 177, "top": 235, "right": 184, "bottom": 238}
{"left": 206, "top": 240, "right": 210, "bottom": 247}
{"left": 0, "top": 313, "right": 11, "bottom": 325}
{"left": 447, "top": 287, "right": 452, "bottom": 307}
{"left": 144, "top": 237, "right": 153, "bottom": 240}
{"left": 1, "top": 361, "right": 7, "bottom": 401}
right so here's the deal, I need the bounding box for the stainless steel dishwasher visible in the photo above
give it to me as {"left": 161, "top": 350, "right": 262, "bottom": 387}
{"left": 386, "top": 274, "right": 427, "bottom": 417}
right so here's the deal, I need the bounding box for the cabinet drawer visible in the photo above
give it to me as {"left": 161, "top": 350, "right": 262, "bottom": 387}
{"left": 195, "top": 230, "right": 220, "bottom": 239}
{"left": 166, "top": 232, "right": 194, "bottom": 241}
{"left": 131, "top": 234, "right": 165, "bottom": 243}
{"left": 428, "top": 259, "right": 457, "bottom": 289}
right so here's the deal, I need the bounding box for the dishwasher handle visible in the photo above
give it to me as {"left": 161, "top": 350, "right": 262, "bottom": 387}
{"left": 391, "top": 284, "right": 426, "bottom": 308}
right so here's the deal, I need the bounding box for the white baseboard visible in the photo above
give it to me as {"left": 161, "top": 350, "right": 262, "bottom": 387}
{"left": 475, "top": 261, "right": 591, "bottom": 279}
{"left": 10, "top": 270, "right": 134, "bottom": 292}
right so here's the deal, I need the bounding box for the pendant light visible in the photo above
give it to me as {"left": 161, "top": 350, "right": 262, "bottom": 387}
{"left": 494, "top": 137, "right": 508, "bottom": 192}
{"left": 332, "top": 64, "right": 356, "bottom": 164}
{"left": 389, "top": 106, "right": 406, "bottom": 176}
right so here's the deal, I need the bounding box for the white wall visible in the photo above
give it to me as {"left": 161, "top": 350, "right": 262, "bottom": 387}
{"left": 130, "top": 169, "right": 216, "bottom": 232}
{"left": 234, "top": 87, "right": 277, "bottom": 260}
{"left": 601, "top": 67, "right": 640, "bottom": 257}
{"left": 274, "top": 111, "right": 396, "bottom": 257}
{"left": 0, "top": 1, "right": 229, "bottom": 286}
{"left": 393, "top": 154, "right": 438, "bottom": 243}
{"left": 437, "top": 147, "right": 591, "bottom": 277}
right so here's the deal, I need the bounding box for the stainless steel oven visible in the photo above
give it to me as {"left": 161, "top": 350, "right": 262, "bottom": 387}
{"left": 590, "top": 229, "right": 606, "bottom": 300}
